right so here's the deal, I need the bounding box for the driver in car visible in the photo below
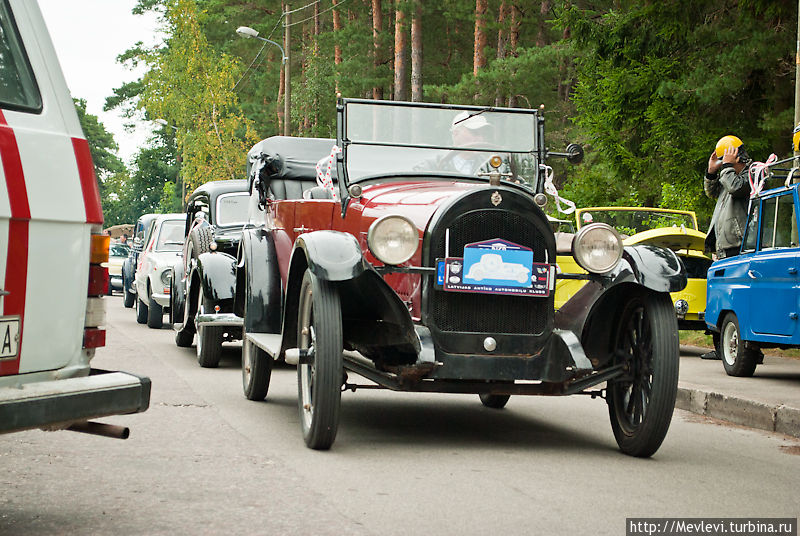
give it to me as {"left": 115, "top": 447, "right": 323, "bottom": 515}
{"left": 447, "top": 111, "right": 495, "bottom": 174}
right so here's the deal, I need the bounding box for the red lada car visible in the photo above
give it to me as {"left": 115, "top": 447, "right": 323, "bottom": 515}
{"left": 236, "top": 99, "right": 687, "bottom": 457}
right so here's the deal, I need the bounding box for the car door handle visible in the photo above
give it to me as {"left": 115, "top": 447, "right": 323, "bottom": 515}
{"left": 747, "top": 270, "right": 762, "bottom": 279}
{"left": 789, "top": 267, "right": 797, "bottom": 274}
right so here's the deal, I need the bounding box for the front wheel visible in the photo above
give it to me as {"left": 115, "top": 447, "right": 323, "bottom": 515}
{"left": 297, "top": 270, "right": 343, "bottom": 450}
{"left": 123, "top": 274, "right": 135, "bottom": 308}
{"left": 720, "top": 313, "right": 759, "bottom": 377}
{"left": 136, "top": 295, "right": 148, "bottom": 324}
{"left": 607, "top": 292, "right": 679, "bottom": 458}
{"left": 196, "top": 323, "right": 223, "bottom": 368}
{"left": 147, "top": 288, "right": 163, "bottom": 329}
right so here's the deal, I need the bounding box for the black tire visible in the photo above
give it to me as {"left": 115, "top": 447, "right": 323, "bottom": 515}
{"left": 190, "top": 225, "right": 213, "bottom": 255}
{"left": 195, "top": 297, "right": 223, "bottom": 367}
{"left": 196, "top": 324, "right": 223, "bottom": 367}
{"left": 123, "top": 276, "right": 135, "bottom": 308}
{"left": 242, "top": 326, "right": 272, "bottom": 400}
{"left": 719, "top": 313, "right": 759, "bottom": 377}
{"left": 607, "top": 292, "right": 679, "bottom": 458}
{"left": 175, "top": 328, "right": 193, "bottom": 347}
{"left": 146, "top": 288, "right": 163, "bottom": 329}
{"left": 297, "top": 270, "right": 343, "bottom": 450}
{"left": 136, "top": 295, "right": 148, "bottom": 324}
{"left": 479, "top": 393, "right": 510, "bottom": 409}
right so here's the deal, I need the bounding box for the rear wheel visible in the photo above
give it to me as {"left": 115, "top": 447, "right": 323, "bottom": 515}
{"left": 720, "top": 313, "right": 759, "bottom": 377}
{"left": 146, "top": 287, "right": 163, "bottom": 329}
{"left": 607, "top": 292, "right": 679, "bottom": 458}
{"left": 175, "top": 329, "right": 193, "bottom": 347}
{"left": 136, "top": 294, "right": 148, "bottom": 324}
{"left": 297, "top": 270, "right": 343, "bottom": 450}
{"left": 479, "top": 393, "right": 510, "bottom": 409}
{"left": 196, "top": 299, "right": 223, "bottom": 367}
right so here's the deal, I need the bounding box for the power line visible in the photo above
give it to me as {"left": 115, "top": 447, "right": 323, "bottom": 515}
{"left": 285, "top": 0, "right": 321, "bottom": 16}
{"left": 284, "top": 0, "right": 349, "bottom": 28}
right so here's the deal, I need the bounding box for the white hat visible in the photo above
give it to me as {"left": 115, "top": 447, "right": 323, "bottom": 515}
{"left": 451, "top": 111, "right": 490, "bottom": 131}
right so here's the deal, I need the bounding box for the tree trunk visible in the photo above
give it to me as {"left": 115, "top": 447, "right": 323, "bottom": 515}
{"left": 495, "top": 1, "right": 509, "bottom": 106}
{"left": 507, "top": 3, "right": 521, "bottom": 106}
{"left": 394, "top": 2, "right": 408, "bottom": 101}
{"left": 536, "top": 1, "right": 550, "bottom": 47}
{"left": 277, "top": 61, "right": 285, "bottom": 133}
{"left": 410, "top": 0, "right": 422, "bottom": 102}
{"left": 473, "top": 0, "right": 488, "bottom": 77}
{"left": 372, "top": 0, "right": 383, "bottom": 99}
{"left": 333, "top": 0, "right": 342, "bottom": 66}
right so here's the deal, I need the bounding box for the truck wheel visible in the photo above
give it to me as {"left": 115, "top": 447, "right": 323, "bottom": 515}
{"left": 146, "top": 288, "right": 163, "bottom": 329}
{"left": 607, "top": 292, "right": 678, "bottom": 458}
{"left": 297, "top": 270, "right": 343, "bottom": 450}
{"left": 136, "top": 295, "right": 148, "bottom": 324}
{"left": 479, "top": 393, "right": 510, "bottom": 409}
{"left": 242, "top": 326, "right": 272, "bottom": 400}
{"left": 720, "top": 313, "right": 759, "bottom": 377}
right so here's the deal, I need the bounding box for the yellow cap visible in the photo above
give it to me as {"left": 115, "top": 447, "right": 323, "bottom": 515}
{"left": 715, "top": 135, "right": 743, "bottom": 158}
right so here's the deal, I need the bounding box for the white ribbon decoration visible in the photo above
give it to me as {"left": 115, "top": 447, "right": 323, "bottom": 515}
{"left": 315, "top": 145, "right": 341, "bottom": 199}
{"left": 747, "top": 153, "right": 777, "bottom": 198}
{"left": 541, "top": 164, "right": 576, "bottom": 214}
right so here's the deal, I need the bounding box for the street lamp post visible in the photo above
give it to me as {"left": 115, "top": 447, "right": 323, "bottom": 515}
{"left": 236, "top": 25, "right": 290, "bottom": 135}
{"left": 155, "top": 119, "right": 184, "bottom": 210}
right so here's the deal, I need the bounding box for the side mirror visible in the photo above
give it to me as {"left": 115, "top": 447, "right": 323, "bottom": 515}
{"left": 547, "top": 143, "right": 584, "bottom": 165}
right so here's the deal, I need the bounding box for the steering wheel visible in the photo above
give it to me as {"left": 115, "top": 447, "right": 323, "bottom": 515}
{"left": 437, "top": 141, "right": 501, "bottom": 175}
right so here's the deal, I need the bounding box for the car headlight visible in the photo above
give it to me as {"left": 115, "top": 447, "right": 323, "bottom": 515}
{"left": 572, "top": 223, "right": 623, "bottom": 274}
{"left": 160, "top": 269, "right": 172, "bottom": 286}
{"left": 367, "top": 215, "right": 419, "bottom": 265}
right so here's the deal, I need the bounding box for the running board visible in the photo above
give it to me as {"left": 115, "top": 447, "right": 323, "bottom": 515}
{"left": 245, "top": 332, "right": 282, "bottom": 359}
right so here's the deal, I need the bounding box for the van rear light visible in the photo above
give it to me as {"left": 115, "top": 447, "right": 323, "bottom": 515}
{"left": 90, "top": 234, "right": 110, "bottom": 264}
{"left": 83, "top": 328, "right": 106, "bottom": 349}
{"left": 88, "top": 264, "right": 108, "bottom": 295}
{"left": 85, "top": 234, "right": 108, "bottom": 350}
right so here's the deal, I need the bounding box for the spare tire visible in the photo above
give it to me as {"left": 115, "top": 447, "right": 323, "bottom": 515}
{"left": 190, "top": 225, "right": 213, "bottom": 256}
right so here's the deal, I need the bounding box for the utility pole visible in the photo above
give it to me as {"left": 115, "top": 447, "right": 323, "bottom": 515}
{"left": 284, "top": 4, "right": 291, "bottom": 136}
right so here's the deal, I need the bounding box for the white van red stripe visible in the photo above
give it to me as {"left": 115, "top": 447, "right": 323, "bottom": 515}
{"left": 0, "top": 110, "right": 29, "bottom": 376}
{"left": 72, "top": 137, "right": 103, "bottom": 224}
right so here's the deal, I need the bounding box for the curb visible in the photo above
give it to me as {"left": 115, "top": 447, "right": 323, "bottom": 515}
{"left": 676, "top": 387, "right": 800, "bottom": 438}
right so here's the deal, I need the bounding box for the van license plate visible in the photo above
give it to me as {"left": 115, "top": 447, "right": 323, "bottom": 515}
{"left": 0, "top": 316, "right": 21, "bottom": 359}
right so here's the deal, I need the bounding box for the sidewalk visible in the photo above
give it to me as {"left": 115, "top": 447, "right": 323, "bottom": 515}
{"left": 677, "top": 345, "right": 800, "bottom": 438}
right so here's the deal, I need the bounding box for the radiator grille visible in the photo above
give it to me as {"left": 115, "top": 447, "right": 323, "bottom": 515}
{"left": 430, "top": 209, "right": 550, "bottom": 335}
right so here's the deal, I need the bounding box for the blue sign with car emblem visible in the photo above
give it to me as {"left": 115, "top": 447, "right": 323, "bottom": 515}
{"left": 438, "top": 239, "right": 551, "bottom": 297}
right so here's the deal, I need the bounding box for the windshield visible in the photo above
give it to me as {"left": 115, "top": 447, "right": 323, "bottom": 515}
{"left": 577, "top": 209, "right": 697, "bottom": 235}
{"left": 215, "top": 193, "right": 249, "bottom": 227}
{"left": 110, "top": 243, "right": 130, "bottom": 257}
{"left": 342, "top": 101, "right": 539, "bottom": 186}
{"left": 155, "top": 219, "right": 185, "bottom": 252}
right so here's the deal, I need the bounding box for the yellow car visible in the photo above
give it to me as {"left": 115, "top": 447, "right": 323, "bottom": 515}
{"left": 555, "top": 207, "right": 711, "bottom": 330}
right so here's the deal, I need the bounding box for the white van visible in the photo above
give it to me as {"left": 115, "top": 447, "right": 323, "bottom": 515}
{"left": 0, "top": 0, "right": 150, "bottom": 437}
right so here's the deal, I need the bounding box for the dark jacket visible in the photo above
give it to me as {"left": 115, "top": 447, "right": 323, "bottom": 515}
{"left": 703, "top": 163, "right": 752, "bottom": 253}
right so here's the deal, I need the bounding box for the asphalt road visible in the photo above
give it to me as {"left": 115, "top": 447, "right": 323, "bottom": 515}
{"left": 1, "top": 297, "right": 798, "bottom": 536}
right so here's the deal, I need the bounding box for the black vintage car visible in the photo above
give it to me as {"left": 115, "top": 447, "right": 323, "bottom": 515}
{"left": 238, "top": 99, "right": 687, "bottom": 457}
{"left": 171, "top": 179, "right": 250, "bottom": 367}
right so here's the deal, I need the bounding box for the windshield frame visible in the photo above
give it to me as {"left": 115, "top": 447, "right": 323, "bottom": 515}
{"left": 335, "top": 98, "right": 545, "bottom": 203}
{"left": 575, "top": 207, "right": 699, "bottom": 233}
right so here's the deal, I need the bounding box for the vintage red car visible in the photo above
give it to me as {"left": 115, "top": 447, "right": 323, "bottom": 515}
{"left": 236, "top": 99, "right": 686, "bottom": 457}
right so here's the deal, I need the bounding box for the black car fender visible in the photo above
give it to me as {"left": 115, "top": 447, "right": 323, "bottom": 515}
{"left": 236, "top": 228, "right": 282, "bottom": 334}
{"left": 195, "top": 251, "right": 237, "bottom": 303}
{"left": 556, "top": 244, "right": 686, "bottom": 367}
{"left": 279, "top": 231, "right": 418, "bottom": 362}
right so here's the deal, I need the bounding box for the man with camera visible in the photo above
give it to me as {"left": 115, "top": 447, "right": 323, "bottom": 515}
{"left": 703, "top": 135, "right": 753, "bottom": 260}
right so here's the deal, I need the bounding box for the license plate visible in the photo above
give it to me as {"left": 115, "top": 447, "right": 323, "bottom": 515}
{"left": 436, "top": 237, "right": 553, "bottom": 297}
{"left": 0, "top": 316, "right": 21, "bottom": 359}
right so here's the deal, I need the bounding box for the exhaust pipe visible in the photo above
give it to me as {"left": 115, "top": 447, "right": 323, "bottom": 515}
{"left": 67, "top": 421, "right": 130, "bottom": 439}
